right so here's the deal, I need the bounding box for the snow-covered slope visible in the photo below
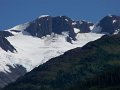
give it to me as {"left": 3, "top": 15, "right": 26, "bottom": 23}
{"left": 1, "top": 31, "right": 103, "bottom": 73}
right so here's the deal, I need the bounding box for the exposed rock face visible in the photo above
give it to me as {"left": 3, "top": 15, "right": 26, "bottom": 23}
{"left": 0, "top": 65, "right": 27, "bottom": 88}
{"left": 0, "top": 31, "right": 13, "bottom": 37}
{"left": 95, "top": 15, "right": 120, "bottom": 34}
{"left": 24, "top": 16, "right": 94, "bottom": 40}
{"left": 52, "top": 16, "right": 76, "bottom": 40}
{"left": 79, "top": 20, "right": 94, "bottom": 33}
{"left": 25, "top": 16, "right": 53, "bottom": 38}
{"left": 25, "top": 16, "right": 76, "bottom": 40}
{"left": 0, "top": 34, "right": 16, "bottom": 52}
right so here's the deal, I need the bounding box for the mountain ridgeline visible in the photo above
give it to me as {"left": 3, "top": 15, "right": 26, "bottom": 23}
{"left": 93, "top": 15, "right": 120, "bottom": 34}
{"left": 23, "top": 16, "right": 93, "bottom": 40}
{"left": 3, "top": 34, "right": 120, "bottom": 90}
{"left": 1, "top": 14, "right": 120, "bottom": 53}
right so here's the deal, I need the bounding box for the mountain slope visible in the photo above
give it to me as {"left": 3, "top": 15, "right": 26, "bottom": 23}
{"left": 1, "top": 14, "right": 120, "bottom": 88}
{"left": 0, "top": 31, "right": 25, "bottom": 88}
{"left": 3, "top": 34, "right": 120, "bottom": 90}
{"left": 0, "top": 15, "right": 103, "bottom": 87}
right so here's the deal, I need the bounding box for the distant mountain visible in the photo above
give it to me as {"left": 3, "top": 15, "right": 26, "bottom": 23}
{"left": 0, "top": 15, "right": 103, "bottom": 88}
{"left": 3, "top": 34, "right": 120, "bottom": 90}
{"left": 92, "top": 15, "right": 120, "bottom": 34}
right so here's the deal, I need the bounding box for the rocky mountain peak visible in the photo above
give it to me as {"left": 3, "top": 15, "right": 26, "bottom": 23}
{"left": 93, "top": 15, "right": 120, "bottom": 34}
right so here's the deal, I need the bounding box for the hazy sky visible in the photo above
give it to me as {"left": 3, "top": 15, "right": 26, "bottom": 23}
{"left": 0, "top": 0, "right": 120, "bottom": 30}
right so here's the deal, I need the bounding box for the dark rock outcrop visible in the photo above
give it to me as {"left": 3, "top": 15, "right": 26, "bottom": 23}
{"left": 0, "top": 65, "right": 27, "bottom": 88}
{"left": 24, "top": 16, "right": 93, "bottom": 41}
{"left": 96, "top": 15, "right": 120, "bottom": 34}
{"left": 79, "top": 20, "right": 93, "bottom": 33}
{"left": 0, "top": 34, "right": 16, "bottom": 52}
{"left": 0, "top": 31, "right": 13, "bottom": 37}
{"left": 25, "top": 16, "right": 76, "bottom": 40}
{"left": 72, "top": 20, "right": 94, "bottom": 33}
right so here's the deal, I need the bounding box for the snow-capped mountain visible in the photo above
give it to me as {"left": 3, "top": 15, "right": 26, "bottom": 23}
{"left": 0, "top": 15, "right": 105, "bottom": 87}
{"left": 92, "top": 15, "right": 120, "bottom": 34}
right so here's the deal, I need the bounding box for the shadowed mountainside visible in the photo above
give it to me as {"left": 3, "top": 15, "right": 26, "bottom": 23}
{"left": 3, "top": 34, "right": 120, "bottom": 90}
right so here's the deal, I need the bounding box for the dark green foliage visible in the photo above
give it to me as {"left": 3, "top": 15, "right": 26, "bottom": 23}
{"left": 3, "top": 34, "right": 120, "bottom": 90}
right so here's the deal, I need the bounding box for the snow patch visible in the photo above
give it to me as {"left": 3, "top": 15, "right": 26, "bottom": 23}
{"left": 108, "top": 14, "right": 112, "bottom": 17}
{"left": 9, "top": 23, "right": 30, "bottom": 31}
{"left": 114, "top": 29, "right": 120, "bottom": 34}
{"left": 91, "top": 26, "right": 102, "bottom": 33}
{"left": 72, "top": 22, "right": 77, "bottom": 25}
{"left": 38, "top": 15, "right": 50, "bottom": 18}
{"left": 65, "top": 19, "right": 69, "bottom": 22}
{"left": 6, "top": 23, "right": 30, "bottom": 35}
{"left": 39, "top": 24, "right": 41, "bottom": 26}
{"left": 74, "top": 28, "right": 80, "bottom": 33}
{"left": 79, "top": 20, "right": 85, "bottom": 24}
{"left": 89, "top": 25, "right": 95, "bottom": 30}
{"left": 61, "top": 32, "right": 69, "bottom": 36}
{"left": 79, "top": 21, "right": 83, "bottom": 24}
{"left": 113, "top": 20, "right": 117, "bottom": 23}
{"left": 88, "top": 22, "right": 92, "bottom": 24}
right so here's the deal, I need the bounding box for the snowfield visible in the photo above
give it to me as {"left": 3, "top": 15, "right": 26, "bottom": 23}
{"left": 0, "top": 29, "right": 104, "bottom": 73}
